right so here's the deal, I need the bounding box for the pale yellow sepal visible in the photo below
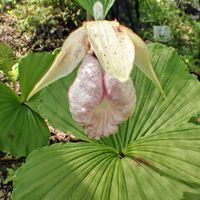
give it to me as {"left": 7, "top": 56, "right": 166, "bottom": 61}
{"left": 27, "top": 27, "right": 89, "bottom": 100}
{"left": 123, "top": 27, "right": 165, "bottom": 97}
{"left": 84, "top": 20, "right": 135, "bottom": 82}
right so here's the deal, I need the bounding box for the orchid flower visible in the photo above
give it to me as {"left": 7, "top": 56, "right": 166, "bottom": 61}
{"left": 68, "top": 53, "right": 136, "bottom": 139}
{"left": 27, "top": 20, "right": 164, "bottom": 139}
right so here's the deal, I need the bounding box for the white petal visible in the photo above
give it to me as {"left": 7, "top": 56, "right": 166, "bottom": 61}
{"left": 84, "top": 20, "right": 135, "bottom": 82}
{"left": 27, "top": 27, "right": 89, "bottom": 100}
{"left": 123, "top": 26, "right": 165, "bottom": 97}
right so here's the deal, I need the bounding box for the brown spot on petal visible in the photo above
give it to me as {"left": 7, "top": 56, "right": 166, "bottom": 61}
{"left": 84, "top": 36, "right": 90, "bottom": 52}
{"left": 116, "top": 25, "right": 123, "bottom": 33}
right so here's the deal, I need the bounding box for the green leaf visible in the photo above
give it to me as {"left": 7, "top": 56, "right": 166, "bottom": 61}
{"left": 0, "top": 42, "right": 16, "bottom": 75}
{"left": 7, "top": 63, "right": 19, "bottom": 82}
{"left": 13, "top": 138, "right": 199, "bottom": 200}
{"left": 0, "top": 82, "right": 50, "bottom": 156}
{"left": 38, "top": 43, "right": 200, "bottom": 147}
{"left": 13, "top": 143, "right": 118, "bottom": 200}
{"left": 125, "top": 125, "right": 200, "bottom": 189}
{"left": 75, "top": 0, "right": 115, "bottom": 17}
{"left": 100, "top": 43, "right": 200, "bottom": 149}
{"left": 13, "top": 43, "right": 200, "bottom": 199}
{"left": 182, "top": 192, "right": 200, "bottom": 200}
{"left": 19, "top": 53, "right": 56, "bottom": 101}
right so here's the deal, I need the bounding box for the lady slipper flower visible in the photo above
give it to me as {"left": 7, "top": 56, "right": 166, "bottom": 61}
{"left": 68, "top": 53, "right": 136, "bottom": 139}
{"left": 27, "top": 20, "right": 164, "bottom": 139}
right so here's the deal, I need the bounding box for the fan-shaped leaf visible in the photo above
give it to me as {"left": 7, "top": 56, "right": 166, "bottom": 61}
{"left": 19, "top": 53, "right": 56, "bottom": 101}
{"left": 101, "top": 43, "right": 200, "bottom": 149}
{"left": 13, "top": 140, "right": 199, "bottom": 200}
{"left": 0, "top": 82, "right": 49, "bottom": 156}
{"left": 125, "top": 125, "right": 200, "bottom": 188}
{"left": 13, "top": 43, "right": 200, "bottom": 199}
{"left": 37, "top": 43, "right": 200, "bottom": 147}
{"left": 13, "top": 143, "right": 117, "bottom": 200}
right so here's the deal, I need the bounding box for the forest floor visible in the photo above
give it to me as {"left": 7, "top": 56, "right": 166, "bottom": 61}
{"left": 0, "top": 152, "right": 25, "bottom": 200}
{"left": 0, "top": 13, "right": 30, "bottom": 57}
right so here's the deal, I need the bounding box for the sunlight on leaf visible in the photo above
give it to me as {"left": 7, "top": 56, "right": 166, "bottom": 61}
{"left": 13, "top": 43, "right": 200, "bottom": 199}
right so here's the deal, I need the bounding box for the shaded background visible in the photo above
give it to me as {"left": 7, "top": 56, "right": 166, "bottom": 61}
{"left": 0, "top": 0, "right": 199, "bottom": 76}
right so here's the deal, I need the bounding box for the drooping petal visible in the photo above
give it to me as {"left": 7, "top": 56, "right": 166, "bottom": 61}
{"left": 68, "top": 54, "right": 136, "bottom": 139}
{"left": 123, "top": 26, "right": 165, "bottom": 97}
{"left": 27, "top": 27, "right": 89, "bottom": 100}
{"left": 84, "top": 20, "right": 135, "bottom": 82}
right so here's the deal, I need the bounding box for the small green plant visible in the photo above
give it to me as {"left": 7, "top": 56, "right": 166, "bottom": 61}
{"left": 3, "top": 168, "right": 15, "bottom": 185}
{"left": 0, "top": 0, "right": 16, "bottom": 11}
{"left": 0, "top": 1, "right": 199, "bottom": 199}
{"left": 0, "top": 42, "right": 16, "bottom": 77}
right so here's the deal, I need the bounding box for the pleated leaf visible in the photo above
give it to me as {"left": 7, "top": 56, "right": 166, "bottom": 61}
{"left": 75, "top": 0, "right": 115, "bottom": 17}
{"left": 13, "top": 137, "right": 199, "bottom": 200}
{"left": 124, "top": 125, "right": 200, "bottom": 189}
{"left": 19, "top": 52, "right": 56, "bottom": 101}
{"left": 100, "top": 43, "right": 200, "bottom": 149}
{"left": 13, "top": 43, "right": 200, "bottom": 199}
{"left": 36, "top": 43, "right": 200, "bottom": 147}
{"left": 0, "top": 82, "right": 50, "bottom": 156}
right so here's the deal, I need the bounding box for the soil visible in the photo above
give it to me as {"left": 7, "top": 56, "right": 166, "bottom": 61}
{"left": 0, "top": 152, "right": 25, "bottom": 200}
{"left": 0, "top": 13, "right": 31, "bottom": 57}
